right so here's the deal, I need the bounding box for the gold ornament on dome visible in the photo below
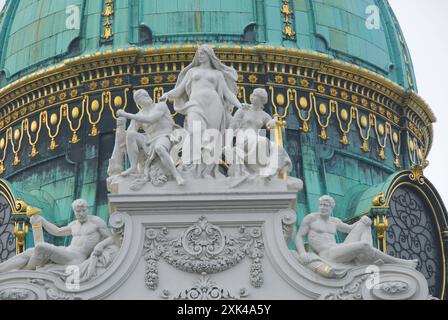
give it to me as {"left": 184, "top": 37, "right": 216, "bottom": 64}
{"left": 378, "top": 124, "right": 385, "bottom": 136}
{"left": 276, "top": 94, "right": 286, "bottom": 106}
{"left": 248, "top": 75, "right": 258, "bottom": 84}
{"left": 113, "top": 78, "right": 123, "bottom": 86}
{"left": 288, "top": 77, "right": 297, "bottom": 86}
{"left": 14, "top": 129, "right": 21, "bottom": 141}
{"left": 360, "top": 115, "right": 368, "bottom": 128}
{"left": 50, "top": 113, "right": 58, "bottom": 126}
{"left": 300, "top": 79, "right": 309, "bottom": 88}
{"left": 91, "top": 100, "right": 100, "bottom": 112}
{"left": 141, "top": 77, "right": 150, "bottom": 85}
{"left": 114, "top": 96, "right": 123, "bottom": 108}
{"left": 317, "top": 85, "right": 326, "bottom": 94}
{"left": 71, "top": 107, "right": 80, "bottom": 119}
{"left": 330, "top": 88, "right": 338, "bottom": 97}
{"left": 299, "top": 97, "right": 308, "bottom": 109}
{"left": 154, "top": 76, "right": 163, "bottom": 84}
{"left": 319, "top": 103, "right": 327, "bottom": 116}
{"left": 340, "top": 109, "right": 349, "bottom": 121}
{"left": 275, "top": 75, "right": 284, "bottom": 84}
{"left": 30, "top": 121, "right": 38, "bottom": 133}
{"left": 167, "top": 74, "right": 177, "bottom": 83}
{"left": 393, "top": 132, "right": 399, "bottom": 144}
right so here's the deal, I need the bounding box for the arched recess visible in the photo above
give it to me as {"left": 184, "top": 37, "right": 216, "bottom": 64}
{"left": 0, "top": 179, "right": 19, "bottom": 262}
{"left": 383, "top": 169, "right": 447, "bottom": 299}
{"left": 0, "top": 179, "right": 56, "bottom": 261}
{"left": 345, "top": 167, "right": 448, "bottom": 299}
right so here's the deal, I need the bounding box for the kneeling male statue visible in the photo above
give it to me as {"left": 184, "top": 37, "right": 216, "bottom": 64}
{"left": 295, "top": 195, "right": 418, "bottom": 278}
{"left": 0, "top": 199, "right": 111, "bottom": 273}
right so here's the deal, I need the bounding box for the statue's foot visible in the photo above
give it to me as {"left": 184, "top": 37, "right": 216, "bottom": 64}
{"left": 121, "top": 168, "right": 137, "bottom": 178}
{"left": 175, "top": 175, "right": 186, "bottom": 186}
{"left": 405, "top": 259, "right": 419, "bottom": 269}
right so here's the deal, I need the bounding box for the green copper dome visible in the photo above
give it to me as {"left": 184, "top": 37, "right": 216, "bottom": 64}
{"left": 0, "top": 0, "right": 416, "bottom": 90}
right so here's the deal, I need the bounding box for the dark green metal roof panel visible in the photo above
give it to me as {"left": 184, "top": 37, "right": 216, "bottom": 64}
{"left": 347, "top": 171, "right": 399, "bottom": 216}
{"left": 1, "top": 0, "right": 84, "bottom": 78}
{"left": 0, "top": 0, "right": 417, "bottom": 88}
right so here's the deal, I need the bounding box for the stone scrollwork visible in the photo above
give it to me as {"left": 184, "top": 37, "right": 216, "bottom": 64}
{"left": 378, "top": 281, "right": 409, "bottom": 294}
{"left": 174, "top": 274, "right": 249, "bottom": 301}
{"left": 182, "top": 217, "right": 225, "bottom": 257}
{"left": 29, "top": 279, "right": 81, "bottom": 300}
{"left": 0, "top": 288, "right": 37, "bottom": 300}
{"left": 280, "top": 208, "right": 297, "bottom": 244}
{"left": 322, "top": 273, "right": 429, "bottom": 300}
{"left": 322, "top": 275, "right": 369, "bottom": 300}
{"left": 144, "top": 217, "right": 264, "bottom": 291}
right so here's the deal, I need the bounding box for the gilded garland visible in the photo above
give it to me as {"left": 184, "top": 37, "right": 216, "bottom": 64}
{"left": 0, "top": 45, "right": 434, "bottom": 176}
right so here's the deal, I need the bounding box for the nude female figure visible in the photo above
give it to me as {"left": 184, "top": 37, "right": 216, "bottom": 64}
{"left": 160, "top": 45, "right": 242, "bottom": 179}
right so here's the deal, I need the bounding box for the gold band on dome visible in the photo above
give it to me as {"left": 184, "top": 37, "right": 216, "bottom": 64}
{"left": 0, "top": 45, "right": 434, "bottom": 174}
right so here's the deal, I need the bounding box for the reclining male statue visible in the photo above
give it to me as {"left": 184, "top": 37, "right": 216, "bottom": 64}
{"left": 294, "top": 195, "right": 418, "bottom": 278}
{"left": 0, "top": 199, "right": 111, "bottom": 273}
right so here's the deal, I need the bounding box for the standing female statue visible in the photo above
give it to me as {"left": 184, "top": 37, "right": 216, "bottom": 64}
{"left": 160, "top": 45, "right": 242, "bottom": 179}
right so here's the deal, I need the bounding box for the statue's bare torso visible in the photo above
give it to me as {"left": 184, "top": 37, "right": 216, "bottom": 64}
{"left": 68, "top": 216, "right": 106, "bottom": 258}
{"left": 304, "top": 213, "right": 341, "bottom": 254}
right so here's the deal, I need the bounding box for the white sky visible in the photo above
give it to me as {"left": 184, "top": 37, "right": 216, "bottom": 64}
{"left": 0, "top": 0, "right": 445, "bottom": 204}
{"left": 389, "top": 0, "right": 448, "bottom": 205}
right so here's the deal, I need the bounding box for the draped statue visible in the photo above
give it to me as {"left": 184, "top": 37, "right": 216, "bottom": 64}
{"left": 160, "top": 45, "right": 242, "bottom": 179}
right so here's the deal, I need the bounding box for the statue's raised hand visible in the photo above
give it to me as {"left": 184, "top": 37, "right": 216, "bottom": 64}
{"left": 116, "top": 109, "right": 127, "bottom": 118}
{"left": 159, "top": 93, "right": 169, "bottom": 102}
{"left": 30, "top": 215, "right": 44, "bottom": 225}
{"left": 360, "top": 216, "right": 372, "bottom": 226}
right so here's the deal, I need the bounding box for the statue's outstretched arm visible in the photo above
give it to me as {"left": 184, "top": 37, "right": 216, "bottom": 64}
{"left": 162, "top": 69, "right": 191, "bottom": 100}
{"left": 122, "top": 109, "right": 164, "bottom": 124}
{"left": 41, "top": 218, "right": 72, "bottom": 237}
{"left": 220, "top": 73, "right": 242, "bottom": 109}
{"left": 335, "top": 218, "right": 355, "bottom": 234}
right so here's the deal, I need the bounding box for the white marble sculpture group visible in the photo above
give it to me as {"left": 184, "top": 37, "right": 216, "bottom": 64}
{"left": 0, "top": 45, "right": 432, "bottom": 300}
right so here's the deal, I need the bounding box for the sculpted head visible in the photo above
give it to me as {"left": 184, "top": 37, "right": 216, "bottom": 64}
{"left": 318, "top": 195, "right": 335, "bottom": 218}
{"left": 251, "top": 88, "right": 268, "bottom": 108}
{"left": 133, "top": 89, "right": 153, "bottom": 109}
{"left": 197, "top": 45, "right": 214, "bottom": 66}
{"left": 72, "top": 199, "right": 89, "bottom": 224}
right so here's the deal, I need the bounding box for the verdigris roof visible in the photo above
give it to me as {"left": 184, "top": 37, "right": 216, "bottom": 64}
{"left": 0, "top": 0, "right": 416, "bottom": 90}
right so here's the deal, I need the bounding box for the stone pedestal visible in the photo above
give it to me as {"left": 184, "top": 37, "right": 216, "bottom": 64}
{"left": 0, "top": 177, "right": 432, "bottom": 300}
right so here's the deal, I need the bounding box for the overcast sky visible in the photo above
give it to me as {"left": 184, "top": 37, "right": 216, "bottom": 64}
{"left": 0, "top": 0, "right": 445, "bottom": 204}
{"left": 389, "top": 0, "right": 448, "bottom": 205}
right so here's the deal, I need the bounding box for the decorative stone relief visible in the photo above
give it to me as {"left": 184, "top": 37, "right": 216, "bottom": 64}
{"left": 0, "top": 288, "right": 37, "bottom": 300}
{"left": 155, "top": 274, "right": 249, "bottom": 300}
{"left": 322, "top": 275, "right": 369, "bottom": 300}
{"left": 143, "top": 217, "right": 264, "bottom": 290}
{"left": 29, "top": 279, "right": 81, "bottom": 300}
{"left": 378, "top": 281, "right": 409, "bottom": 294}
{"left": 174, "top": 274, "right": 249, "bottom": 301}
{"left": 280, "top": 208, "right": 297, "bottom": 244}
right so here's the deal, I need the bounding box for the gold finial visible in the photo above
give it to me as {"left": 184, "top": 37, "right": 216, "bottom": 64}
{"left": 409, "top": 160, "right": 429, "bottom": 184}
{"left": 372, "top": 192, "right": 387, "bottom": 208}
{"left": 26, "top": 206, "right": 41, "bottom": 218}
{"left": 14, "top": 199, "right": 28, "bottom": 214}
